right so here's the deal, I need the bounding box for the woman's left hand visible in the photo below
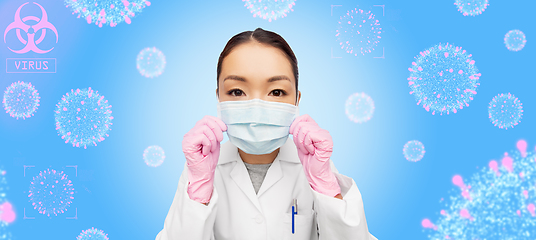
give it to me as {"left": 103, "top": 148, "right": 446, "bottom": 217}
{"left": 290, "top": 114, "right": 342, "bottom": 198}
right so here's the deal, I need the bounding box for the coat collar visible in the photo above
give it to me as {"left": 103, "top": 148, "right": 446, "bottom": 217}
{"left": 217, "top": 137, "right": 301, "bottom": 165}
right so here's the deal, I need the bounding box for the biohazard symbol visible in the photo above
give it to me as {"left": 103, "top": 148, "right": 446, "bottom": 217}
{"left": 4, "top": 2, "right": 58, "bottom": 54}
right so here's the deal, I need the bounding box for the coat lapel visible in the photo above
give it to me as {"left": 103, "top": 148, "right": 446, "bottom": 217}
{"left": 230, "top": 155, "right": 263, "bottom": 213}
{"left": 256, "top": 157, "right": 283, "bottom": 198}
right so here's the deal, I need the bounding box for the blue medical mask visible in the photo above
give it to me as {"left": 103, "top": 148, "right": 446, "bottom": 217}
{"left": 217, "top": 98, "right": 299, "bottom": 155}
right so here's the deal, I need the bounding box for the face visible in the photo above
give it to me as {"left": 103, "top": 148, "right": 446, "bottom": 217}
{"left": 217, "top": 41, "right": 301, "bottom": 106}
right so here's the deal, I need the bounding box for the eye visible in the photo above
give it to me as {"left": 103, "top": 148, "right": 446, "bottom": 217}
{"left": 227, "top": 89, "right": 244, "bottom": 97}
{"left": 269, "top": 89, "right": 287, "bottom": 97}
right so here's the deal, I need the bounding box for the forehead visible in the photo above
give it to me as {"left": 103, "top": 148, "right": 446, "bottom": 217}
{"left": 220, "top": 42, "right": 294, "bottom": 83}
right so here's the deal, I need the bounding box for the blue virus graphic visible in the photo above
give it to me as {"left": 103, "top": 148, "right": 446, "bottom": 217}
{"left": 144, "top": 145, "right": 165, "bottom": 167}
{"left": 408, "top": 42, "right": 481, "bottom": 115}
{"left": 54, "top": 87, "right": 113, "bottom": 149}
{"left": 504, "top": 29, "right": 527, "bottom": 52}
{"left": 336, "top": 7, "right": 382, "bottom": 56}
{"left": 243, "top": 0, "right": 296, "bottom": 22}
{"left": 422, "top": 140, "right": 536, "bottom": 239}
{"left": 136, "top": 47, "right": 166, "bottom": 78}
{"left": 454, "top": 0, "right": 489, "bottom": 16}
{"left": 0, "top": 169, "right": 6, "bottom": 204}
{"left": 345, "top": 92, "right": 375, "bottom": 123}
{"left": 0, "top": 220, "right": 9, "bottom": 240}
{"left": 0, "top": 169, "right": 10, "bottom": 240}
{"left": 65, "top": 0, "right": 151, "bottom": 27}
{"left": 2, "top": 81, "right": 40, "bottom": 120}
{"left": 28, "top": 169, "right": 74, "bottom": 217}
{"left": 488, "top": 93, "right": 523, "bottom": 130}
{"left": 76, "top": 227, "right": 109, "bottom": 240}
{"left": 403, "top": 140, "right": 426, "bottom": 162}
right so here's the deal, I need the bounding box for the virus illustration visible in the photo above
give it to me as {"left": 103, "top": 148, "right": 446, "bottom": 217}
{"left": 488, "top": 93, "right": 523, "bottom": 130}
{"left": 76, "top": 227, "right": 109, "bottom": 240}
{"left": 242, "top": 0, "right": 296, "bottom": 22}
{"left": 336, "top": 7, "right": 382, "bottom": 56}
{"left": 0, "top": 169, "right": 6, "bottom": 204}
{"left": 504, "top": 29, "right": 527, "bottom": 52}
{"left": 0, "top": 170, "right": 15, "bottom": 224}
{"left": 64, "top": 0, "right": 151, "bottom": 27}
{"left": 143, "top": 145, "right": 165, "bottom": 167}
{"left": 422, "top": 140, "right": 536, "bottom": 239}
{"left": 345, "top": 92, "right": 375, "bottom": 123}
{"left": 54, "top": 87, "right": 113, "bottom": 149}
{"left": 2, "top": 81, "right": 40, "bottom": 120}
{"left": 28, "top": 168, "right": 74, "bottom": 217}
{"left": 403, "top": 140, "right": 426, "bottom": 162}
{"left": 0, "top": 202, "right": 15, "bottom": 224}
{"left": 0, "top": 169, "right": 11, "bottom": 240}
{"left": 136, "top": 47, "right": 166, "bottom": 78}
{"left": 408, "top": 42, "right": 481, "bottom": 115}
{"left": 454, "top": 0, "right": 489, "bottom": 16}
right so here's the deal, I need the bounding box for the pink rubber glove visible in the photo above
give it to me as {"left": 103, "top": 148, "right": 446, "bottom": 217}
{"left": 182, "top": 115, "right": 227, "bottom": 204}
{"left": 290, "top": 114, "right": 341, "bottom": 198}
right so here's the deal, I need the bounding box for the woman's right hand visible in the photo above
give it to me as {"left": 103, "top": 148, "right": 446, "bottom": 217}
{"left": 182, "top": 115, "right": 227, "bottom": 205}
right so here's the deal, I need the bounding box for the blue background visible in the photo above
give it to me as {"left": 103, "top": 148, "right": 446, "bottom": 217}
{"left": 0, "top": 0, "right": 534, "bottom": 239}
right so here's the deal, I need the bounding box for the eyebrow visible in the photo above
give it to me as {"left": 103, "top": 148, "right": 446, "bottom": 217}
{"left": 223, "top": 75, "right": 291, "bottom": 83}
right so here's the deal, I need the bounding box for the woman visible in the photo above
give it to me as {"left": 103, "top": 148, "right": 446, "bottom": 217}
{"left": 156, "top": 28, "right": 377, "bottom": 240}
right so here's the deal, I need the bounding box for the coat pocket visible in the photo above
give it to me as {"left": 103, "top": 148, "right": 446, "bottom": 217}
{"left": 281, "top": 209, "right": 315, "bottom": 240}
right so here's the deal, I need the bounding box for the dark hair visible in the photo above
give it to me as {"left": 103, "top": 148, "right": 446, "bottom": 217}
{"left": 217, "top": 28, "right": 299, "bottom": 103}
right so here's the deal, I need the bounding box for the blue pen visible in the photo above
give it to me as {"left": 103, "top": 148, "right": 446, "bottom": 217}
{"left": 292, "top": 199, "right": 298, "bottom": 234}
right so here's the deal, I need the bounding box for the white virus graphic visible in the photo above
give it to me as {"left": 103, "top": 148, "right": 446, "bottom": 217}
{"left": 454, "top": 0, "right": 489, "bottom": 16}
{"left": 143, "top": 145, "right": 165, "bottom": 167}
{"left": 345, "top": 92, "right": 375, "bottom": 123}
{"left": 488, "top": 93, "right": 523, "bottom": 130}
{"left": 336, "top": 7, "right": 382, "bottom": 56}
{"left": 28, "top": 169, "right": 75, "bottom": 217}
{"left": 408, "top": 42, "right": 481, "bottom": 115}
{"left": 422, "top": 140, "right": 536, "bottom": 239}
{"left": 54, "top": 87, "right": 113, "bottom": 149}
{"left": 242, "top": 0, "right": 296, "bottom": 22}
{"left": 76, "top": 227, "right": 109, "bottom": 240}
{"left": 64, "top": 0, "right": 151, "bottom": 27}
{"left": 136, "top": 47, "right": 166, "bottom": 78}
{"left": 403, "top": 140, "right": 426, "bottom": 162}
{"left": 2, "top": 81, "right": 40, "bottom": 120}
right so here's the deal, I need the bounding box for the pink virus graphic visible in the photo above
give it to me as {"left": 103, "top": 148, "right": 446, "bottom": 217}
{"left": 336, "top": 7, "right": 382, "bottom": 56}
{"left": 64, "top": 0, "right": 151, "bottom": 27}
{"left": 143, "top": 145, "right": 165, "bottom": 167}
{"left": 488, "top": 93, "right": 523, "bottom": 130}
{"left": 403, "top": 140, "right": 426, "bottom": 162}
{"left": 408, "top": 42, "right": 481, "bottom": 115}
{"left": 422, "top": 140, "right": 536, "bottom": 239}
{"left": 504, "top": 29, "right": 527, "bottom": 52}
{"left": 76, "top": 227, "right": 109, "bottom": 240}
{"left": 2, "top": 81, "right": 40, "bottom": 120}
{"left": 28, "top": 169, "right": 74, "bottom": 217}
{"left": 345, "top": 92, "right": 375, "bottom": 123}
{"left": 136, "top": 47, "right": 166, "bottom": 78}
{"left": 0, "top": 168, "right": 12, "bottom": 240}
{"left": 454, "top": 0, "right": 489, "bottom": 16}
{"left": 54, "top": 87, "right": 113, "bottom": 149}
{"left": 0, "top": 202, "right": 15, "bottom": 224}
{"left": 243, "top": 0, "right": 296, "bottom": 22}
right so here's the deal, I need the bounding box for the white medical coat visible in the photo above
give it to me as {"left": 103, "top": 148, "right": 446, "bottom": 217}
{"left": 156, "top": 138, "right": 378, "bottom": 240}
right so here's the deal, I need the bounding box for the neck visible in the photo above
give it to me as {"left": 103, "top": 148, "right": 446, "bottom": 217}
{"left": 238, "top": 148, "right": 280, "bottom": 164}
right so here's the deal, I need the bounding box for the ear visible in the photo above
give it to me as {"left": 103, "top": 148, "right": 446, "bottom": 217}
{"left": 296, "top": 90, "right": 301, "bottom": 106}
{"left": 216, "top": 88, "right": 219, "bottom": 101}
